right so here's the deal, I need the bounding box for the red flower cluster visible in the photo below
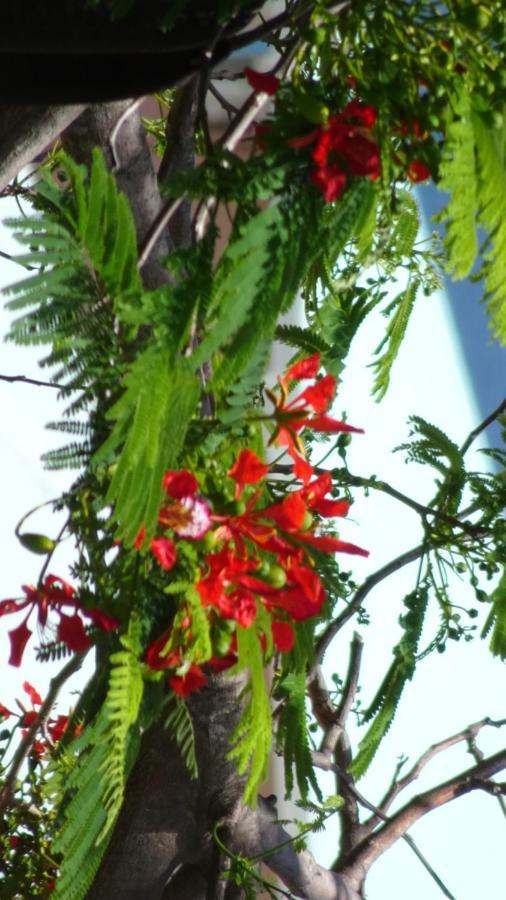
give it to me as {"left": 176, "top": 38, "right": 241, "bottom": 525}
{"left": 135, "top": 469, "right": 211, "bottom": 569}
{"left": 289, "top": 100, "right": 380, "bottom": 202}
{"left": 144, "top": 359, "right": 367, "bottom": 697}
{"left": 266, "top": 352, "right": 363, "bottom": 482}
{"left": 0, "top": 575, "right": 119, "bottom": 667}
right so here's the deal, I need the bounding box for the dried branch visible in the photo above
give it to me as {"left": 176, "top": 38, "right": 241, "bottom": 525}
{"left": 373, "top": 717, "right": 506, "bottom": 825}
{"left": 339, "top": 748, "right": 506, "bottom": 890}
{"left": 310, "top": 751, "right": 457, "bottom": 899}
{"left": 0, "top": 652, "right": 86, "bottom": 813}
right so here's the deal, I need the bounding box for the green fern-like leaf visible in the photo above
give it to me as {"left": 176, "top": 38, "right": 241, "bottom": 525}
{"left": 437, "top": 91, "right": 478, "bottom": 279}
{"left": 164, "top": 694, "right": 198, "bottom": 779}
{"left": 99, "top": 616, "right": 144, "bottom": 838}
{"left": 50, "top": 714, "right": 110, "bottom": 899}
{"left": 276, "top": 671, "right": 321, "bottom": 802}
{"left": 370, "top": 276, "right": 420, "bottom": 400}
{"left": 473, "top": 112, "right": 506, "bottom": 344}
{"left": 274, "top": 324, "right": 331, "bottom": 356}
{"left": 192, "top": 204, "right": 283, "bottom": 368}
{"left": 383, "top": 191, "right": 420, "bottom": 268}
{"left": 95, "top": 350, "right": 200, "bottom": 543}
{"left": 228, "top": 625, "right": 272, "bottom": 805}
{"left": 482, "top": 568, "right": 506, "bottom": 659}
{"left": 350, "top": 586, "right": 429, "bottom": 778}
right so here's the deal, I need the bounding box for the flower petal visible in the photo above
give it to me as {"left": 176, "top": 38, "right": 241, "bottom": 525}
{"left": 229, "top": 449, "right": 270, "bottom": 499}
{"left": 284, "top": 353, "right": 321, "bottom": 383}
{"left": 23, "top": 682, "right": 43, "bottom": 707}
{"left": 307, "top": 414, "right": 364, "bottom": 434}
{"left": 57, "top": 613, "right": 92, "bottom": 653}
{"left": 162, "top": 469, "right": 199, "bottom": 499}
{"left": 87, "top": 608, "right": 120, "bottom": 632}
{"left": 151, "top": 536, "right": 177, "bottom": 570}
{"left": 271, "top": 621, "right": 295, "bottom": 653}
{"left": 169, "top": 664, "right": 208, "bottom": 697}
{"left": 244, "top": 66, "right": 280, "bottom": 96}
{"left": 8, "top": 618, "right": 32, "bottom": 667}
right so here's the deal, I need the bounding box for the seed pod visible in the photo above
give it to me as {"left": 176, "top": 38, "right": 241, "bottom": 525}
{"left": 18, "top": 532, "right": 56, "bottom": 555}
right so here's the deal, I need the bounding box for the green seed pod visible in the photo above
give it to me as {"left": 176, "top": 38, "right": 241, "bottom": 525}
{"left": 18, "top": 532, "right": 56, "bottom": 555}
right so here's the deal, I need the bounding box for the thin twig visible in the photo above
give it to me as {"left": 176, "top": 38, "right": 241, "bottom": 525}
{"left": 459, "top": 398, "right": 506, "bottom": 456}
{"left": 333, "top": 467, "right": 484, "bottom": 535}
{"left": 0, "top": 652, "right": 87, "bottom": 813}
{"left": 467, "top": 725, "right": 506, "bottom": 820}
{"left": 208, "top": 81, "right": 239, "bottom": 118}
{"left": 0, "top": 373, "right": 67, "bottom": 389}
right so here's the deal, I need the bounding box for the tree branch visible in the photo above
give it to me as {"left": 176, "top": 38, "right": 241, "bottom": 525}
{"left": 231, "top": 797, "right": 362, "bottom": 900}
{"left": 338, "top": 748, "right": 506, "bottom": 890}
{"left": 459, "top": 397, "right": 506, "bottom": 456}
{"left": 372, "top": 717, "right": 506, "bottom": 825}
{"left": 0, "top": 104, "right": 85, "bottom": 192}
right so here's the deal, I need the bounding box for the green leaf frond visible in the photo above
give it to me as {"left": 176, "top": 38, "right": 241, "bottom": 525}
{"left": 473, "top": 112, "right": 506, "bottom": 344}
{"left": 436, "top": 95, "right": 506, "bottom": 343}
{"left": 99, "top": 616, "right": 144, "bottom": 838}
{"left": 4, "top": 148, "right": 144, "bottom": 471}
{"left": 49, "top": 617, "right": 143, "bottom": 897}
{"left": 370, "top": 276, "right": 420, "bottom": 400}
{"left": 350, "top": 585, "right": 429, "bottom": 779}
{"left": 437, "top": 90, "right": 478, "bottom": 279}
{"left": 482, "top": 568, "right": 506, "bottom": 659}
{"left": 397, "top": 415, "right": 466, "bottom": 511}
{"left": 95, "top": 350, "right": 200, "bottom": 543}
{"left": 164, "top": 694, "right": 198, "bottom": 779}
{"left": 228, "top": 626, "right": 272, "bottom": 806}
{"left": 276, "top": 671, "right": 321, "bottom": 802}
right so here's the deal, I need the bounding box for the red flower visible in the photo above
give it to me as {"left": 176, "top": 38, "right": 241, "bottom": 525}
{"left": 244, "top": 66, "right": 280, "bottom": 96}
{"left": 271, "top": 620, "right": 295, "bottom": 652}
{"left": 1, "top": 573, "right": 118, "bottom": 666}
{"left": 311, "top": 164, "right": 347, "bottom": 202}
{"left": 228, "top": 449, "right": 270, "bottom": 499}
{"left": 162, "top": 469, "right": 198, "bottom": 499}
{"left": 0, "top": 702, "right": 12, "bottom": 718}
{"left": 57, "top": 613, "right": 92, "bottom": 653}
{"left": 309, "top": 102, "right": 380, "bottom": 201}
{"left": 169, "top": 664, "right": 208, "bottom": 697}
{"left": 407, "top": 160, "right": 430, "bottom": 182}
{"left": 87, "top": 607, "right": 120, "bottom": 632}
{"left": 266, "top": 355, "right": 363, "bottom": 479}
{"left": 47, "top": 714, "right": 70, "bottom": 743}
{"left": 150, "top": 536, "right": 177, "bottom": 570}
{"left": 23, "top": 682, "right": 42, "bottom": 707}
{"left": 284, "top": 353, "right": 321, "bottom": 383}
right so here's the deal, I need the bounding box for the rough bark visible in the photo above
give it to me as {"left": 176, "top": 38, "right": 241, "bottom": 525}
{"left": 88, "top": 673, "right": 248, "bottom": 900}
{"left": 0, "top": 104, "right": 85, "bottom": 193}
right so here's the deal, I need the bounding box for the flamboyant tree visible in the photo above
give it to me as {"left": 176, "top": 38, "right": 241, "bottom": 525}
{"left": 0, "top": 2, "right": 505, "bottom": 898}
